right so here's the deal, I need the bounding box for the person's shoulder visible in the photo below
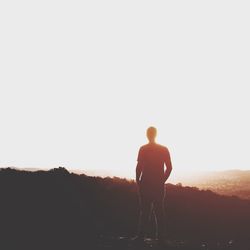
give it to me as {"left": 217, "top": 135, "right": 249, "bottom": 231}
{"left": 139, "top": 144, "right": 148, "bottom": 150}
{"left": 157, "top": 144, "right": 169, "bottom": 152}
{"left": 155, "top": 143, "right": 166, "bottom": 148}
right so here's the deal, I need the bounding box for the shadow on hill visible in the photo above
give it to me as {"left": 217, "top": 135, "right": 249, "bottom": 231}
{"left": 0, "top": 167, "right": 250, "bottom": 250}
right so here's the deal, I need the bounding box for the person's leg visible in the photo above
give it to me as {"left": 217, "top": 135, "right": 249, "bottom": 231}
{"left": 148, "top": 204, "right": 157, "bottom": 239}
{"left": 153, "top": 189, "right": 165, "bottom": 240}
{"left": 137, "top": 192, "right": 151, "bottom": 238}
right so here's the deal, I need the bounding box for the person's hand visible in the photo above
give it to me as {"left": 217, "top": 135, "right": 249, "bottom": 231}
{"left": 136, "top": 180, "right": 141, "bottom": 194}
{"left": 136, "top": 179, "right": 141, "bottom": 186}
{"left": 162, "top": 176, "right": 166, "bottom": 185}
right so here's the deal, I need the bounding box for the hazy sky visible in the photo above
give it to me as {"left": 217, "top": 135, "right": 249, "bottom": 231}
{"left": 1, "top": 1, "right": 250, "bottom": 180}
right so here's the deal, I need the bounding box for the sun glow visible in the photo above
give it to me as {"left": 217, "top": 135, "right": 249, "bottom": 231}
{"left": 1, "top": 1, "right": 250, "bottom": 180}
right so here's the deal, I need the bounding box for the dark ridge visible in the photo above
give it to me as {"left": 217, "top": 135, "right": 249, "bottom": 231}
{"left": 0, "top": 167, "right": 250, "bottom": 250}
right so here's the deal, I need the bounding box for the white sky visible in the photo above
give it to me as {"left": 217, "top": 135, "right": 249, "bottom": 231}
{"left": 0, "top": 1, "right": 250, "bottom": 181}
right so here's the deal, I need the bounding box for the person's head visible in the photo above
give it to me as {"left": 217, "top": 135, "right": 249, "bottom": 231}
{"left": 146, "top": 126, "right": 157, "bottom": 143}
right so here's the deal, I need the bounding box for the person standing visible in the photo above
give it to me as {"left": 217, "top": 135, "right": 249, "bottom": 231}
{"left": 135, "top": 126, "right": 172, "bottom": 242}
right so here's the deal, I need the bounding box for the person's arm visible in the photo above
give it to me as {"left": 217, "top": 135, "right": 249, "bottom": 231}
{"left": 136, "top": 147, "right": 144, "bottom": 184}
{"left": 163, "top": 147, "right": 172, "bottom": 183}
{"left": 136, "top": 161, "right": 143, "bottom": 184}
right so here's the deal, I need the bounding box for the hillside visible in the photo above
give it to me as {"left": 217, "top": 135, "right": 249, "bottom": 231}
{"left": 183, "top": 170, "right": 250, "bottom": 200}
{"left": 1, "top": 168, "right": 250, "bottom": 250}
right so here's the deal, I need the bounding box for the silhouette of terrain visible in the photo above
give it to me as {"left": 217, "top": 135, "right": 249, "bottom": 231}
{"left": 0, "top": 167, "right": 250, "bottom": 250}
{"left": 182, "top": 170, "right": 250, "bottom": 200}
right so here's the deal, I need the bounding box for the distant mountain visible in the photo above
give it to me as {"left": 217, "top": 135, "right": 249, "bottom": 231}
{"left": 1, "top": 166, "right": 119, "bottom": 178}
{"left": 69, "top": 168, "right": 116, "bottom": 177}
{"left": 182, "top": 170, "right": 250, "bottom": 199}
{"left": 4, "top": 167, "right": 250, "bottom": 200}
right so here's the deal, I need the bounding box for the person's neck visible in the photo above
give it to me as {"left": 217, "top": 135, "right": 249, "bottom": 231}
{"left": 148, "top": 140, "right": 156, "bottom": 144}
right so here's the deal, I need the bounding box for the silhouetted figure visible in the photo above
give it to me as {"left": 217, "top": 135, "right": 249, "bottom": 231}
{"left": 135, "top": 127, "right": 172, "bottom": 242}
